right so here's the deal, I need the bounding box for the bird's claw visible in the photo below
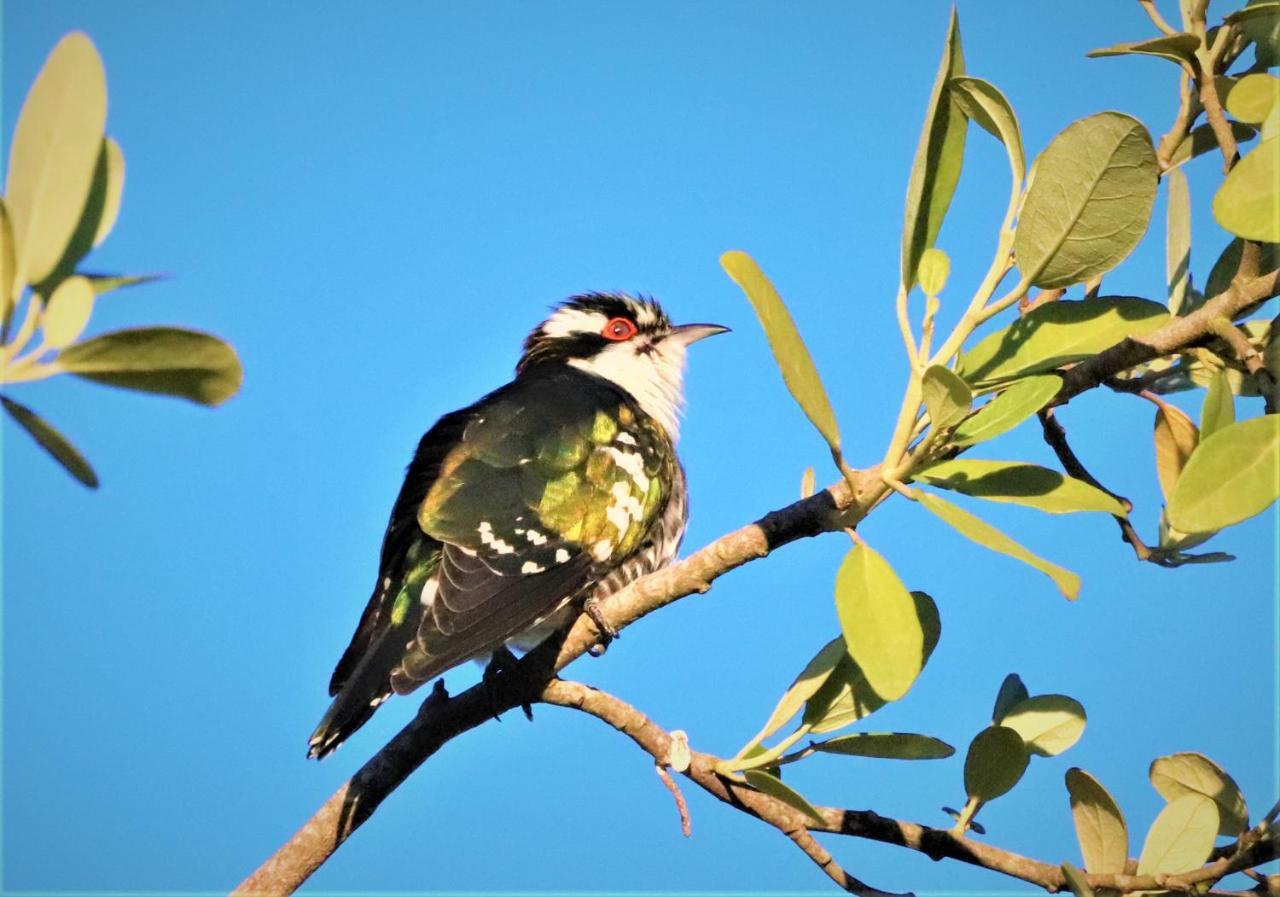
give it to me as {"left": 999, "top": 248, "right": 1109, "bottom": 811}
{"left": 583, "top": 596, "right": 618, "bottom": 657}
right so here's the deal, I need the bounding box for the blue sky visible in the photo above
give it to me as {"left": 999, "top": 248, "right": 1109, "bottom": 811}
{"left": 2, "top": 1, "right": 1275, "bottom": 893}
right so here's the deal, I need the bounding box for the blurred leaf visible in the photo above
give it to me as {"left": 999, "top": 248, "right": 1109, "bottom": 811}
{"left": 84, "top": 272, "right": 163, "bottom": 296}
{"left": 1153, "top": 402, "right": 1199, "bottom": 500}
{"left": 1015, "top": 113, "right": 1158, "bottom": 289}
{"left": 1203, "top": 238, "right": 1280, "bottom": 303}
{"left": 1060, "top": 862, "right": 1095, "bottom": 897}
{"left": 921, "top": 364, "right": 972, "bottom": 431}
{"left": 1235, "top": 0, "right": 1280, "bottom": 67}
{"left": 813, "top": 732, "right": 954, "bottom": 760}
{"left": 917, "top": 490, "right": 1081, "bottom": 599}
{"left": 952, "top": 375, "right": 1061, "bottom": 446}
{"left": 56, "top": 326, "right": 243, "bottom": 406}
{"left": 1226, "top": 73, "right": 1280, "bottom": 124}
{"left": 951, "top": 76, "right": 1024, "bottom": 181}
{"left": 746, "top": 637, "right": 846, "bottom": 750}
{"left": 1136, "top": 793, "right": 1218, "bottom": 875}
{"left": 991, "top": 673, "right": 1029, "bottom": 724}
{"left": 1167, "top": 415, "right": 1280, "bottom": 533}
{"left": 1086, "top": 33, "right": 1201, "bottom": 64}
{"left": 964, "top": 725, "right": 1029, "bottom": 802}
{"left": 1066, "top": 768, "right": 1128, "bottom": 874}
{"left": 742, "top": 770, "right": 826, "bottom": 825}
{"left": 0, "top": 202, "right": 14, "bottom": 319}
{"left": 1, "top": 394, "right": 98, "bottom": 488}
{"left": 998, "top": 694, "right": 1086, "bottom": 756}
{"left": 40, "top": 275, "right": 94, "bottom": 349}
{"left": 913, "top": 459, "right": 1126, "bottom": 515}
{"left": 1166, "top": 169, "right": 1191, "bottom": 315}
{"left": 5, "top": 33, "right": 108, "bottom": 287}
{"left": 1200, "top": 370, "right": 1235, "bottom": 439}
{"left": 958, "top": 297, "right": 1169, "bottom": 386}
{"left": 1214, "top": 137, "right": 1280, "bottom": 242}
{"left": 1169, "top": 121, "right": 1258, "bottom": 170}
{"left": 900, "top": 8, "right": 966, "bottom": 292}
{"left": 39, "top": 138, "right": 112, "bottom": 289}
{"left": 917, "top": 247, "right": 951, "bottom": 297}
{"left": 721, "top": 251, "right": 842, "bottom": 455}
{"left": 1150, "top": 752, "right": 1250, "bottom": 836}
{"left": 834, "top": 544, "right": 924, "bottom": 702}
{"left": 93, "top": 137, "right": 124, "bottom": 247}
{"left": 800, "top": 466, "right": 816, "bottom": 499}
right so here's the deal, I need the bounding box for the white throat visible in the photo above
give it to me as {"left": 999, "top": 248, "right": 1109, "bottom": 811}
{"left": 568, "top": 338, "right": 687, "bottom": 439}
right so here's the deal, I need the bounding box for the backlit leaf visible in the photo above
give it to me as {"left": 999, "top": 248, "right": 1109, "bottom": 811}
{"left": 1167, "top": 415, "right": 1280, "bottom": 533}
{"left": 952, "top": 375, "right": 1061, "bottom": 446}
{"left": 913, "top": 459, "right": 1126, "bottom": 515}
{"left": 5, "top": 33, "right": 108, "bottom": 287}
{"left": 1169, "top": 121, "right": 1258, "bottom": 170}
{"left": 747, "top": 637, "right": 847, "bottom": 749}
{"left": 93, "top": 137, "right": 125, "bottom": 247}
{"left": 742, "top": 770, "right": 826, "bottom": 825}
{"left": 40, "top": 275, "right": 94, "bottom": 349}
{"left": 1166, "top": 168, "right": 1191, "bottom": 315}
{"left": 40, "top": 138, "right": 113, "bottom": 287}
{"left": 1060, "top": 862, "right": 1096, "bottom": 897}
{"left": 1136, "top": 794, "right": 1218, "bottom": 875}
{"left": 84, "top": 272, "right": 163, "bottom": 296}
{"left": 917, "top": 247, "right": 951, "bottom": 297}
{"left": 0, "top": 202, "right": 14, "bottom": 317}
{"left": 1204, "top": 238, "right": 1280, "bottom": 303}
{"left": 964, "top": 725, "right": 1029, "bottom": 802}
{"left": 1200, "top": 370, "right": 1235, "bottom": 439}
{"left": 998, "top": 694, "right": 1086, "bottom": 756}
{"left": 834, "top": 544, "right": 924, "bottom": 702}
{"left": 958, "top": 297, "right": 1169, "bottom": 386}
{"left": 1153, "top": 402, "right": 1198, "bottom": 500}
{"left": 921, "top": 364, "right": 972, "bottom": 431}
{"left": 721, "top": 251, "right": 841, "bottom": 455}
{"left": 951, "top": 76, "right": 1024, "bottom": 181}
{"left": 1, "top": 395, "right": 98, "bottom": 488}
{"left": 1015, "top": 113, "right": 1158, "bottom": 289}
{"left": 800, "top": 466, "right": 816, "bottom": 499}
{"left": 1213, "top": 137, "right": 1280, "bottom": 242}
{"left": 1226, "top": 73, "right": 1280, "bottom": 124}
{"left": 917, "top": 490, "right": 1081, "bottom": 599}
{"left": 991, "top": 673, "right": 1029, "bottom": 724}
{"left": 1066, "top": 768, "right": 1128, "bottom": 874}
{"left": 813, "top": 732, "right": 954, "bottom": 760}
{"left": 900, "top": 8, "right": 967, "bottom": 292}
{"left": 1150, "top": 752, "right": 1250, "bottom": 836}
{"left": 56, "top": 326, "right": 243, "bottom": 406}
{"left": 1086, "top": 33, "right": 1201, "bottom": 65}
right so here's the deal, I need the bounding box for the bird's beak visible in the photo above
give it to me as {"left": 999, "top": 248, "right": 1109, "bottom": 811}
{"left": 667, "top": 322, "right": 730, "bottom": 346}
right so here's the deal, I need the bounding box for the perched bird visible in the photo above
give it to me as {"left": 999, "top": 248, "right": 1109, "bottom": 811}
{"left": 308, "top": 293, "right": 727, "bottom": 759}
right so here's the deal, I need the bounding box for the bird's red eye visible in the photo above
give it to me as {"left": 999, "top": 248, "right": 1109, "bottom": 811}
{"left": 602, "top": 317, "right": 638, "bottom": 341}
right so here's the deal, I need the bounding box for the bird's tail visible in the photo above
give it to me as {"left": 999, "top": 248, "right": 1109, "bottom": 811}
{"left": 308, "top": 627, "right": 403, "bottom": 760}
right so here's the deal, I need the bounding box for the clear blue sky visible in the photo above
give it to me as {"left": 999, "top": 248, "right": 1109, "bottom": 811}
{"left": 2, "top": 1, "right": 1275, "bottom": 893}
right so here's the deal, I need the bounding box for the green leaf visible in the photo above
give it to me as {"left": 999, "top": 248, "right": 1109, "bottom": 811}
{"left": 1199, "top": 370, "right": 1235, "bottom": 439}
{"left": 1236, "top": 0, "right": 1280, "bottom": 67}
{"left": 916, "top": 490, "right": 1081, "bottom": 599}
{"left": 40, "top": 275, "right": 95, "bottom": 349}
{"left": 800, "top": 466, "right": 816, "bottom": 499}
{"left": 55, "top": 327, "right": 244, "bottom": 406}
{"left": 997, "top": 694, "right": 1086, "bottom": 756}
{"left": 951, "top": 76, "right": 1024, "bottom": 181}
{"left": 1169, "top": 121, "right": 1258, "bottom": 170}
{"left": 1226, "top": 73, "right": 1280, "bottom": 125}
{"left": 745, "top": 637, "right": 846, "bottom": 749}
{"left": 1166, "top": 169, "right": 1191, "bottom": 315}
{"left": 93, "top": 136, "right": 124, "bottom": 247}
{"left": 1166, "top": 414, "right": 1280, "bottom": 533}
{"left": 1214, "top": 137, "right": 1280, "bottom": 242}
{"left": 1014, "top": 113, "right": 1158, "bottom": 289}
{"left": 917, "top": 247, "right": 951, "bottom": 297}
{"left": 1060, "top": 862, "right": 1095, "bottom": 897}
{"left": 991, "top": 673, "right": 1029, "bottom": 724}
{"left": 912, "top": 459, "right": 1126, "bottom": 515}
{"left": 1204, "top": 238, "right": 1280, "bottom": 303}
{"left": 721, "top": 251, "right": 841, "bottom": 455}
{"left": 1136, "top": 793, "right": 1219, "bottom": 875}
{"left": 1150, "top": 752, "right": 1250, "bottom": 836}
{"left": 834, "top": 544, "right": 924, "bottom": 702}
{"left": 1086, "top": 33, "right": 1201, "bottom": 65}
{"left": 741, "top": 770, "right": 826, "bottom": 825}
{"left": 84, "top": 272, "right": 164, "bottom": 296}
{"left": 921, "top": 364, "right": 972, "bottom": 431}
{"left": 803, "top": 592, "right": 939, "bottom": 734}
{"left": 1065, "top": 768, "right": 1129, "bottom": 874}
{"left": 952, "top": 375, "right": 1061, "bottom": 447}
{"left": 958, "top": 297, "right": 1169, "bottom": 387}
{"left": 813, "top": 732, "right": 954, "bottom": 760}
{"left": 964, "top": 725, "right": 1029, "bottom": 802}
{"left": 1, "top": 394, "right": 98, "bottom": 488}
{"left": 5, "top": 33, "right": 108, "bottom": 288}
{"left": 1, "top": 201, "right": 15, "bottom": 318}
{"left": 38, "top": 137, "right": 117, "bottom": 289}
{"left": 1153, "top": 402, "right": 1199, "bottom": 500}
{"left": 900, "top": 8, "right": 967, "bottom": 292}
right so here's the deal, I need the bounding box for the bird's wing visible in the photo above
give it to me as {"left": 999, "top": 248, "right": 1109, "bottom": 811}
{"left": 389, "top": 368, "right": 675, "bottom": 693}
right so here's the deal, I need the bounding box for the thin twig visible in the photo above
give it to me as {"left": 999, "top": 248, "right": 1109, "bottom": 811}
{"left": 654, "top": 764, "right": 692, "bottom": 837}
{"left": 1140, "top": 0, "right": 1180, "bottom": 36}
{"left": 1207, "top": 316, "right": 1280, "bottom": 412}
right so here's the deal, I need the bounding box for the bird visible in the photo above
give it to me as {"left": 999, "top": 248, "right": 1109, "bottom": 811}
{"left": 308, "top": 293, "right": 727, "bottom": 759}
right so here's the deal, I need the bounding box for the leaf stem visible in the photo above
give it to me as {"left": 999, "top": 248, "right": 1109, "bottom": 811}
{"left": 895, "top": 284, "right": 920, "bottom": 369}
{"left": 1, "top": 294, "right": 41, "bottom": 365}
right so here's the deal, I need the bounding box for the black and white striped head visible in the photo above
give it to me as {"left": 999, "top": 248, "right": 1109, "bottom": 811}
{"left": 518, "top": 293, "right": 727, "bottom": 437}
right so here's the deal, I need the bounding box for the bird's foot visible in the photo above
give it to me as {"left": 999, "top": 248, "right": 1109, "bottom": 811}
{"left": 483, "top": 646, "right": 533, "bottom": 722}
{"left": 583, "top": 596, "right": 619, "bottom": 657}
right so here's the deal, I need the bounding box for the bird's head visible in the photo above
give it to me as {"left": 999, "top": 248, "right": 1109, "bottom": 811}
{"left": 517, "top": 292, "right": 728, "bottom": 437}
